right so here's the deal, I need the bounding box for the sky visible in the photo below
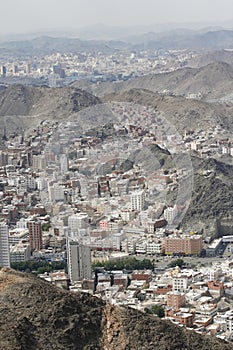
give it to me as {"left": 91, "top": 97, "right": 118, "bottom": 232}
{"left": 0, "top": 0, "right": 232, "bottom": 35}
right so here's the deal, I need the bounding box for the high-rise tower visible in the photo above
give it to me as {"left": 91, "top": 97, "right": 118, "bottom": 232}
{"left": 0, "top": 223, "right": 10, "bottom": 267}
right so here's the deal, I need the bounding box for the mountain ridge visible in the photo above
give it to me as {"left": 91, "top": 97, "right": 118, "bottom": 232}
{"left": 82, "top": 61, "right": 233, "bottom": 100}
{"left": 0, "top": 268, "right": 232, "bottom": 350}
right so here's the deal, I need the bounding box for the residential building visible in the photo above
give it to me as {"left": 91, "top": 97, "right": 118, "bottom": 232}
{"left": 67, "top": 240, "right": 92, "bottom": 283}
{"left": 164, "top": 234, "right": 202, "bottom": 256}
{"left": 167, "top": 291, "right": 186, "bottom": 309}
{"left": 131, "top": 190, "right": 145, "bottom": 211}
{"left": 28, "top": 220, "right": 42, "bottom": 251}
{"left": 0, "top": 223, "right": 10, "bottom": 267}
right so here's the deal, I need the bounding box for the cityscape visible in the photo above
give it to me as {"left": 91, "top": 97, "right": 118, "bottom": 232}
{"left": 0, "top": 0, "right": 233, "bottom": 349}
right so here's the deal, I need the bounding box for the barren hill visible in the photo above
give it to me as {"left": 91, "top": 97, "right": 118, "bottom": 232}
{"left": 103, "top": 88, "right": 233, "bottom": 133}
{"left": 0, "top": 268, "right": 232, "bottom": 350}
{"left": 180, "top": 157, "right": 233, "bottom": 231}
{"left": 0, "top": 85, "right": 101, "bottom": 136}
{"left": 0, "top": 85, "right": 100, "bottom": 117}
{"left": 186, "top": 50, "right": 233, "bottom": 68}
{"left": 83, "top": 62, "right": 233, "bottom": 100}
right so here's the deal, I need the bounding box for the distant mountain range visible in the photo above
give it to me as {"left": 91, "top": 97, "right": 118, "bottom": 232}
{"left": 0, "top": 29, "right": 233, "bottom": 56}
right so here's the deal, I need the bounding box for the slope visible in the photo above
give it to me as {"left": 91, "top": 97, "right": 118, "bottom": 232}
{"left": 84, "top": 62, "right": 233, "bottom": 100}
{"left": 0, "top": 268, "right": 232, "bottom": 350}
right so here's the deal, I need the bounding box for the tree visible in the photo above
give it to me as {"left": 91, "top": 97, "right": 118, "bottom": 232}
{"left": 151, "top": 305, "right": 165, "bottom": 318}
{"left": 168, "top": 258, "right": 184, "bottom": 268}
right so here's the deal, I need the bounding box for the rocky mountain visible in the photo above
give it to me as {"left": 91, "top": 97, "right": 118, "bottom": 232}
{"left": 0, "top": 85, "right": 101, "bottom": 136}
{"left": 186, "top": 50, "right": 233, "bottom": 68}
{"left": 0, "top": 268, "right": 232, "bottom": 350}
{"left": 79, "top": 61, "right": 233, "bottom": 100}
{"left": 128, "top": 29, "right": 233, "bottom": 51}
{"left": 179, "top": 157, "right": 233, "bottom": 232}
{"left": 0, "top": 85, "right": 100, "bottom": 117}
{"left": 103, "top": 88, "right": 233, "bottom": 133}
{"left": 0, "top": 36, "right": 122, "bottom": 57}
{"left": 1, "top": 30, "right": 232, "bottom": 57}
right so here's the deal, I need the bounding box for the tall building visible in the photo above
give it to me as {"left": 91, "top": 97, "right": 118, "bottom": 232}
{"left": 67, "top": 239, "right": 92, "bottom": 283}
{"left": 60, "top": 154, "right": 69, "bottom": 172}
{"left": 12, "top": 64, "right": 18, "bottom": 75}
{"left": 0, "top": 151, "right": 8, "bottom": 166}
{"left": 0, "top": 223, "right": 10, "bottom": 267}
{"left": 28, "top": 220, "right": 42, "bottom": 251}
{"left": 131, "top": 190, "right": 145, "bottom": 211}
{"left": 0, "top": 66, "right": 6, "bottom": 77}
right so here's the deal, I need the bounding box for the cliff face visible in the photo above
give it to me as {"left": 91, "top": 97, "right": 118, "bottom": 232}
{"left": 0, "top": 268, "right": 232, "bottom": 350}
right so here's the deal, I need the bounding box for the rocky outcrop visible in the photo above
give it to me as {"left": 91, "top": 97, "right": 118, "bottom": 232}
{"left": 0, "top": 268, "right": 232, "bottom": 350}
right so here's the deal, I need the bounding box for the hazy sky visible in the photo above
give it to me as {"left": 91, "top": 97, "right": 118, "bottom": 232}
{"left": 1, "top": 0, "right": 232, "bottom": 34}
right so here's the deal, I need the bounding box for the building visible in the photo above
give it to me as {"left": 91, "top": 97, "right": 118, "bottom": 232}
{"left": 0, "top": 223, "right": 10, "bottom": 267}
{"left": 131, "top": 190, "right": 145, "bottom": 211}
{"left": 0, "top": 151, "right": 8, "bottom": 166}
{"left": 164, "top": 234, "right": 202, "bottom": 256}
{"left": 32, "top": 154, "right": 46, "bottom": 171}
{"left": 112, "top": 231, "right": 126, "bottom": 250}
{"left": 172, "top": 274, "right": 189, "bottom": 292}
{"left": 28, "top": 220, "right": 42, "bottom": 251}
{"left": 0, "top": 66, "right": 6, "bottom": 77}
{"left": 207, "top": 281, "right": 224, "bottom": 298}
{"left": 10, "top": 243, "right": 31, "bottom": 262}
{"left": 120, "top": 209, "right": 136, "bottom": 222}
{"left": 60, "top": 154, "right": 69, "bottom": 172}
{"left": 167, "top": 291, "right": 186, "bottom": 309}
{"left": 67, "top": 240, "right": 92, "bottom": 283}
{"left": 68, "top": 213, "right": 89, "bottom": 232}
{"left": 164, "top": 206, "right": 178, "bottom": 225}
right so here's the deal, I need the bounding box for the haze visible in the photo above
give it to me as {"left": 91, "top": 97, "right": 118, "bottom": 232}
{"left": 0, "top": 0, "right": 233, "bottom": 35}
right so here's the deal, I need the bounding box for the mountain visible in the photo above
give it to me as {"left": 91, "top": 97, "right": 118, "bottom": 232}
{"left": 0, "top": 268, "right": 232, "bottom": 350}
{"left": 103, "top": 88, "right": 233, "bottom": 133}
{"left": 130, "top": 30, "right": 233, "bottom": 50}
{"left": 1, "top": 29, "right": 233, "bottom": 57}
{"left": 84, "top": 61, "right": 233, "bottom": 100}
{"left": 0, "top": 85, "right": 100, "bottom": 136}
{"left": 186, "top": 50, "right": 233, "bottom": 68}
{"left": 0, "top": 36, "right": 123, "bottom": 57}
{"left": 180, "top": 157, "right": 233, "bottom": 232}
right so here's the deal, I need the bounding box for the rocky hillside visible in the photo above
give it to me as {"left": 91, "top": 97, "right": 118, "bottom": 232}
{"left": 186, "top": 50, "right": 233, "bottom": 68}
{"left": 0, "top": 268, "right": 232, "bottom": 350}
{"left": 0, "top": 84, "right": 100, "bottom": 117}
{"left": 179, "top": 157, "right": 233, "bottom": 232}
{"left": 0, "top": 84, "right": 101, "bottom": 136}
{"left": 79, "top": 61, "right": 233, "bottom": 100}
{"left": 103, "top": 88, "right": 233, "bottom": 133}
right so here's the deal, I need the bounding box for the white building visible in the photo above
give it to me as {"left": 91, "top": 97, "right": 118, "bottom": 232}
{"left": 10, "top": 243, "right": 31, "bottom": 262}
{"left": 164, "top": 206, "right": 178, "bottom": 224}
{"left": 131, "top": 190, "right": 145, "bottom": 211}
{"left": 0, "top": 223, "right": 10, "bottom": 267}
{"left": 146, "top": 240, "right": 164, "bottom": 255}
{"left": 215, "top": 311, "right": 233, "bottom": 333}
{"left": 48, "top": 184, "right": 65, "bottom": 202}
{"left": 112, "top": 231, "right": 126, "bottom": 250}
{"left": 172, "top": 275, "right": 189, "bottom": 292}
{"left": 60, "top": 154, "right": 69, "bottom": 172}
{"left": 68, "top": 213, "right": 89, "bottom": 232}
{"left": 67, "top": 239, "right": 92, "bottom": 283}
